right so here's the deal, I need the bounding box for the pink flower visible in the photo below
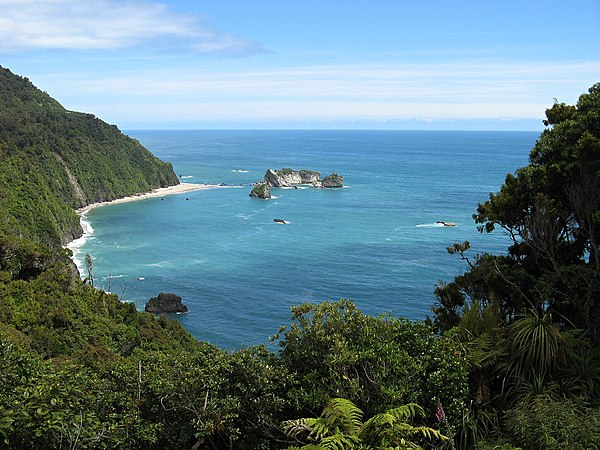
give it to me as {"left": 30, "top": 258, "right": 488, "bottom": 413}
{"left": 435, "top": 402, "right": 446, "bottom": 423}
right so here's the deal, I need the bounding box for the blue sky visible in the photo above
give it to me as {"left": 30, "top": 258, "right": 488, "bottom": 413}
{"left": 1, "top": 0, "right": 599, "bottom": 130}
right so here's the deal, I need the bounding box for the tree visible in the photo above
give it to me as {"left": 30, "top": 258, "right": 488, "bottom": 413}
{"left": 435, "top": 83, "right": 600, "bottom": 337}
{"left": 432, "top": 83, "right": 600, "bottom": 448}
{"left": 274, "top": 300, "right": 469, "bottom": 431}
{"left": 84, "top": 253, "right": 93, "bottom": 286}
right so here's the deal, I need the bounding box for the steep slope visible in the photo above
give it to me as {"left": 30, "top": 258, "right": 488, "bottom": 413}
{"left": 0, "top": 66, "right": 179, "bottom": 247}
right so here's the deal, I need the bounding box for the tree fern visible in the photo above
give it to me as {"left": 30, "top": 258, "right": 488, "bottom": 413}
{"left": 283, "top": 397, "right": 364, "bottom": 445}
{"left": 321, "top": 397, "right": 363, "bottom": 435}
{"left": 283, "top": 398, "right": 447, "bottom": 450}
{"left": 320, "top": 434, "right": 361, "bottom": 450}
{"left": 360, "top": 403, "right": 447, "bottom": 448}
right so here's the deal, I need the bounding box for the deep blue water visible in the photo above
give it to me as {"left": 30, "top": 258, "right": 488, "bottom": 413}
{"left": 71, "top": 130, "right": 535, "bottom": 349}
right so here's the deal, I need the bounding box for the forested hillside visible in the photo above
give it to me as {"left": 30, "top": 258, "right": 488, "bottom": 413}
{"left": 0, "top": 66, "right": 598, "bottom": 449}
{"left": 0, "top": 66, "right": 179, "bottom": 248}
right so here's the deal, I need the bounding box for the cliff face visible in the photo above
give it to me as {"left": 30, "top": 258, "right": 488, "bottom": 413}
{"left": 0, "top": 66, "right": 179, "bottom": 247}
{"left": 262, "top": 168, "right": 343, "bottom": 189}
{"left": 264, "top": 168, "right": 320, "bottom": 187}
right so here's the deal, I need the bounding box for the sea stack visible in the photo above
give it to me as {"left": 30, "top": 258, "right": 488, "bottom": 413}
{"left": 249, "top": 181, "right": 271, "bottom": 199}
{"left": 321, "top": 173, "right": 344, "bottom": 188}
{"left": 145, "top": 293, "right": 188, "bottom": 314}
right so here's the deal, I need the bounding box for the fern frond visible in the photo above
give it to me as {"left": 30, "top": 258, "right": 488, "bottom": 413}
{"left": 320, "top": 433, "right": 361, "bottom": 450}
{"left": 405, "top": 425, "right": 449, "bottom": 442}
{"left": 321, "top": 397, "right": 364, "bottom": 434}
{"left": 387, "top": 403, "right": 425, "bottom": 421}
{"left": 283, "top": 418, "right": 321, "bottom": 440}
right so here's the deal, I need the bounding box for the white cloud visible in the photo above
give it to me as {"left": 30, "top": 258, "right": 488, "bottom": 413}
{"left": 0, "top": 0, "right": 261, "bottom": 55}
{"left": 27, "top": 59, "right": 600, "bottom": 128}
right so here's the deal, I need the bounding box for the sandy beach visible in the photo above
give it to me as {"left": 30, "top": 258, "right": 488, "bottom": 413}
{"left": 67, "top": 183, "right": 224, "bottom": 271}
{"left": 77, "top": 182, "right": 221, "bottom": 214}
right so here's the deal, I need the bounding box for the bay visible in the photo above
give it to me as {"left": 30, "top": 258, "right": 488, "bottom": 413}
{"left": 73, "top": 130, "right": 535, "bottom": 349}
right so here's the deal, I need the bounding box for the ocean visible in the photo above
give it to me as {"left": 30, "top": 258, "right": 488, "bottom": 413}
{"left": 70, "top": 130, "right": 536, "bottom": 349}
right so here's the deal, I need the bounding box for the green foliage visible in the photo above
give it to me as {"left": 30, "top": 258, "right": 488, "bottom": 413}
{"left": 0, "top": 65, "right": 179, "bottom": 250}
{"left": 506, "top": 396, "right": 600, "bottom": 450}
{"left": 283, "top": 398, "right": 363, "bottom": 445}
{"left": 507, "top": 310, "right": 576, "bottom": 380}
{"left": 0, "top": 339, "right": 130, "bottom": 449}
{"left": 283, "top": 397, "right": 448, "bottom": 450}
{"left": 432, "top": 83, "right": 600, "bottom": 448}
{"left": 275, "top": 300, "right": 469, "bottom": 433}
{"left": 477, "top": 84, "right": 599, "bottom": 326}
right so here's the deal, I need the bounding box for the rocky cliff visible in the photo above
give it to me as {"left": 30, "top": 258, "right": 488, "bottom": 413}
{"left": 264, "top": 168, "right": 321, "bottom": 187}
{"left": 262, "top": 168, "right": 343, "bottom": 189}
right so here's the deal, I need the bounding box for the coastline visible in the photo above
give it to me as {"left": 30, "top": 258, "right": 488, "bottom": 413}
{"left": 76, "top": 182, "right": 220, "bottom": 214}
{"left": 66, "top": 182, "right": 223, "bottom": 273}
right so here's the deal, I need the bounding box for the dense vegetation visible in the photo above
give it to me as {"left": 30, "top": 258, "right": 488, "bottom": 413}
{"left": 0, "top": 66, "right": 598, "bottom": 448}
{"left": 0, "top": 66, "right": 178, "bottom": 248}
{"left": 434, "top": 83, "right": 600, "bottom": 449}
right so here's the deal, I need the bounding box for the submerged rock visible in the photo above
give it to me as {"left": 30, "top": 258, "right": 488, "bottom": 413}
{"left": 145, "top": 292, "right": 188, "bottom": 314}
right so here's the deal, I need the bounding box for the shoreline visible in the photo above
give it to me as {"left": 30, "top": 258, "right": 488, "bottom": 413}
{"left": 66, "top": 183, "right": 225, "bottom": 272}
{"left": 76, "top": 182, "right": 221, "bottom": 215}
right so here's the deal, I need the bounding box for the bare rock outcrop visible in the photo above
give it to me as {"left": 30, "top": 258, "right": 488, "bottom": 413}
{"left": 264, "top": 168, "right": 320, "bottom": 187}
{"left": 145, "top": 293, "right": 188, "bottom": 314}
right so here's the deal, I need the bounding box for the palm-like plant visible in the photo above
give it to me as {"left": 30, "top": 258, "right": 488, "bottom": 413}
{"left": 282, "top": 397, "right": 448, "bottom": 450}
{"left": 508, "top": 310, "right": 569, "bottom": 379}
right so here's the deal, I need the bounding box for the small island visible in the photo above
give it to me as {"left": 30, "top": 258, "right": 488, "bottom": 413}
{"left": 250, "top": 168, "right": 343, "bottom": 198}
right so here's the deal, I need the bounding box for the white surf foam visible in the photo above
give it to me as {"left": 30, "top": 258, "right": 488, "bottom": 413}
{"left": 144, "top": 261, "right": 174, "bottom": 268}
{"left": 101, "top": 274, "right": 126, "bottom": 281}
{"left": 416, "top": 223, "right": 446, "bottom": 228}
{"left": 66, "top": 214, "right": 95, "bottom": 273}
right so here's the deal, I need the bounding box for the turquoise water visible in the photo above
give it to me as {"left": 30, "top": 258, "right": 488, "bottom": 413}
{"left": 72, "top": 130, "right": 535, "bottom": 349}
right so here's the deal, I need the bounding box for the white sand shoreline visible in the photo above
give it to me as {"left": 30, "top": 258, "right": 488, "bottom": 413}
{"left": 76, "top": 182, "right": 221, "bottom": 214}
{"left": 66, "top": 183, "right": 227, "bottom": 270}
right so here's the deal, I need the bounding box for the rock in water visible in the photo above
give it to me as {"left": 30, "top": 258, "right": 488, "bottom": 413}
{"left": 321, "top": 173, "right": 344, "bottom": 188}
{"left": 264, "top": 168, "right": 320, "bottom": 187}
{"left": 145, "top": 293, "right": 188, "bottom": 313}
{"left": 249, "top": 181, "right": 271, "bottom": 199}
